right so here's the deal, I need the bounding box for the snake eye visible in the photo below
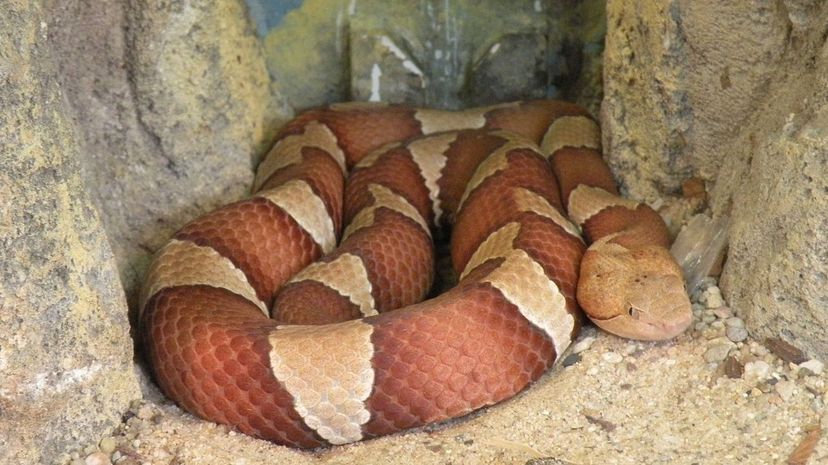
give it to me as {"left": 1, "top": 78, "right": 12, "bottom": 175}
{"left": 628, "top": 306, "right": 640, "bottom": 319}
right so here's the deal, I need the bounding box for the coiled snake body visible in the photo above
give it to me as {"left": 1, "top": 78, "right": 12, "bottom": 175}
{"left": 140, "top": 100, "right": 692, "bottom": 448}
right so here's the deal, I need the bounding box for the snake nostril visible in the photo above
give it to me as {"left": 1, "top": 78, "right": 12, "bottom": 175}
{"left": 628, "top": 306, "right": 639, "bottom": 319}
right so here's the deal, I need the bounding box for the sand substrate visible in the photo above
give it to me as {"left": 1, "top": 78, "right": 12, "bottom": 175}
{"left": 67, "top": 321, "right": 827, "bottom": 465}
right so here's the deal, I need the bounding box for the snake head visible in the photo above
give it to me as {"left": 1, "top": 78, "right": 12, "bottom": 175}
{"left": 577, "top": 239, "right": 692, "bottom": 341}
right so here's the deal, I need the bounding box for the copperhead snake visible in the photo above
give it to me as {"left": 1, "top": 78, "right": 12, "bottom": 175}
{"left": 139, "top": 100, "right": 692, "bottom": 448}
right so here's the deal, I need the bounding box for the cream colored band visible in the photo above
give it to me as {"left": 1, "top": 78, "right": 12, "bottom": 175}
{"left": 140, "top": 239, "right": 267, "bottom": 316}
{"left": 257, "top": 180, "right": 336, "bottom": 254}
{"left": 289, "top": 253, "right": 376, "bottom": 316}
{"left": 268, "top": 320, "right": 375, "bottom": 445}
{"left": 513, "top": 187, "right": 583, "bottom": 241}
{"left": 406, "top": 133, "right": 455, "bottom": 221}
{"left": 567, "top": 184, "right": 640, "bottom": 227}
{"left": 254, "top": 121, "right": 346, "bottom": 191}
{"left": 413, "top": 102, "right": 518, "bottom": 135}
{"left": 460, "top": 222, "right": 573, "bottom": 359}
{"left": 457, "top": 136, "right": 538, "bottom": 209}
{"left": 460, "top": 222, "right": 521, "bottom": 280}
{"left": 540, "top": 115, "right": 601, "bottom": 156}
{"left": 342, "top": 183, "right": 429, "bottom": 241}
{"left": 353, "top": 142, "right": 403, "bottom": 169}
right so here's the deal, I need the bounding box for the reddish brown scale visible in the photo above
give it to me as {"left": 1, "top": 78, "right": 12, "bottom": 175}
{"left": 257, "top": 147, "right": 345, "bottom": 234}
{"left": 142, "top": 100, "right": 611, "bottom": 449}
{"left": 273, "top": 207, "right": 434, "bottom": 320}
{"left": 451, "top": 149, "right": 563, "bottom": 273}
{"left": 142, "top": 285, "right": 324, "bottom": 448}
{"left": 344, "top": 147, "right": 433, "bottom": 226}
{"left": 484, "top": 100, "right": 592, "bottom": 142}
{"left": 583, "top": 205, "right": 672, "bottom": 248}
{"left": 273, "top": 280, "right": 362, "bottom": 325}
{"left": 549, "top": 147, "right": 618, "bottom": 205}
{"left": 436, "top": 130, "right": 510, "bottom": 221}
{"left": 338, "top": 208, "right": 434, "bottom": 312}
{"left": 175, "top": 198, "right": 321, "bottom": 306}
{"left": 272, "top": 109, "right": 329, "bottom": 138}
{"left": 321, "top": 106, "right": 422, "bottom": 165}
{"left": 363, "top": 264, "right": 554, "bottom": 437}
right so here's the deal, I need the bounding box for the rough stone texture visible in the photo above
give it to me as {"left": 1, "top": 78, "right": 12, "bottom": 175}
{"left": 548, "top": 0, "right": 606, "bottom": 116}
{"left": 349, "top": 27, "right": 427, "bottom": 106}
{"left": 260, "top": 0, "right": 604, "bottom": 110}
{"left": 603, "top": 0, "right": 828, "bottom": 358}
{"left": 47, "top": 0, "right": 291, "bottom": 314}
{"left": 0, "top": 1, "right": 140, "bottom": 462}
{"left": 464, "top": 32, "right": 548, "bottom": 107}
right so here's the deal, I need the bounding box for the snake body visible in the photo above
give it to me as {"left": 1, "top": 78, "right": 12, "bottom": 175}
{"left": 139, "top": 100, "right": 692, "bottom": 448}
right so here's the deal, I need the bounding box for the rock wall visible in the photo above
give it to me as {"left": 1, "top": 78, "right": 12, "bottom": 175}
{"left": 257, "top": 0, "right": 605, "bottom": 111}
{"left": 48, "top": 0, "right": 291, "bottom": 316}
{"left": 603, "top": 0, "right": 828, "bottom": 358}
{"left": 0, "top": 0, "right": 291, "bottom": 461}
{"left": 0, "top": 2, "right": 140, "bottom": 462}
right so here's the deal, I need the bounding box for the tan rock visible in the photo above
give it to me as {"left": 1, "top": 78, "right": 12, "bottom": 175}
{"left": 604, "top": 0, "right": 828, "bottom": 359}
{"left": 0, "top": 2, "right": 140, "bottom": 462}
{"left": 49, "top": 0, "right": 291, "bottom": 314}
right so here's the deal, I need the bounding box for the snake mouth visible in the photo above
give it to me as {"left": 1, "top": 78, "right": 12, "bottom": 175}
{"left": 589, "top": 306, "right": 692, "bottom": 341}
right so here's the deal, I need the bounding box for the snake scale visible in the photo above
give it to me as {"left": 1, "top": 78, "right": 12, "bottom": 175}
{"left": 139, "top": 100, "right": 692, "bottom": 448}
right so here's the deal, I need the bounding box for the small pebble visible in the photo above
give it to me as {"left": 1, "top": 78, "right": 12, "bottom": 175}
{"left": 699, "top": 276, "right": 717, "bottom": 289}
{"left": 725, "top": 316, "right": 745, "bottom": 328}
{"left": 800, "top": 359, "right": 825, "bottom": 376}
{"left": 775, "top": 380, "right": 796, "bottom": 402}
{"left": 704, "top": 338, "right": 735, "bottom": 363}
{"left": 726, "top": 326, "right": 749, "bottom": 343}
{"left": 85, "top": 452, "right": 112, "bottom": 465}
{"left": 723, "top": 356, "right": 744, "bottom": 379}
{"left": 702, "top": 314, "right": 716, "bottom": 324}
{"left": 99, "top": 437, "right": 118, "bottom": 454}
{"left": 703, "top": 327, "right": 725, "bottom": 340}
{"left": 744, "top": 360, "right": 772, "bottom": 382}
{"left": 712, "top": 306, "right": 733, "bottom": 319}
{"left": 749, "top": 342, "right": 769, "bottom": 357}
{"left": 571, "top": 336, "right": 596, "bottom": 354}
{"left": 602, "top": 352, "right": 623, "bottom": 364}
{"left": 703, "top": 287, "right": 724, "bottom": 309}
{"left": 765, "top": 337, "right": 808, "bottom": 364}
{"left": 562, "top": 353, "right": 582, "bottom": 367}
{"left": 136, "top": 405, "right": 155, "bottom": 421}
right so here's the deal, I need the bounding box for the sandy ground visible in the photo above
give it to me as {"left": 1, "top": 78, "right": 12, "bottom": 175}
{"left": 65, "top": 320, "right": 827, "bottom": 465}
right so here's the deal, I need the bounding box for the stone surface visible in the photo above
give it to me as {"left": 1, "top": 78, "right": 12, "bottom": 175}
{"left": 260, "top": 0, "right": 604, "bottom": 110}
{"left": 49, "top": 0, "right": 291, "bottom": 314}
{"left": 464, "top": 32, "right": 548, "bottom": 106}
{"left": 349, "top": 27, "right": 427, "bottom": 106}
{"left": 604, "top": 0, "right": 828, "bottom": 359}
{"left": 0, "top": 2, "right": 141, "bottom": 462}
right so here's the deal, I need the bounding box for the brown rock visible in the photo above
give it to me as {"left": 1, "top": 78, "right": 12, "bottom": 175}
{"left": 766, "top": 338, "right": 808, "bottom": 365}
{"left": 723, "top": 356, "right": 744, "bottom": 379}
